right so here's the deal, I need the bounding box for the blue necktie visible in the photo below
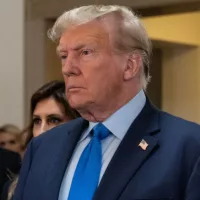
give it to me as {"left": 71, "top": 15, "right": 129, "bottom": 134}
{"left": 68, "top": 123, "right": 110, "bottom": 200}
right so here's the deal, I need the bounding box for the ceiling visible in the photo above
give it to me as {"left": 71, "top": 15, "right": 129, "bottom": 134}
{"left": 27, "top": 0, "right": 200, "bottom": 18}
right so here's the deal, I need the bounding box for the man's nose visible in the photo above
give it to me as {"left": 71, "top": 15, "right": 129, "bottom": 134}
{"left": 62, "top": 54, "right": 80, "bottom": 77}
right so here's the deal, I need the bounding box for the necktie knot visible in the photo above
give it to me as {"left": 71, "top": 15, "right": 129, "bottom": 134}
{"left": 93, "top": 123, "right": 110, "bottom": 140}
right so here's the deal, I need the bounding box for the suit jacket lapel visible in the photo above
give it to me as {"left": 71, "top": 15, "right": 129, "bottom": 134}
{"left": 43, "top": 118, "right": 88, "bottom": 200}
{"left": 93, "top": 100, "right": 160, "bottom": 200}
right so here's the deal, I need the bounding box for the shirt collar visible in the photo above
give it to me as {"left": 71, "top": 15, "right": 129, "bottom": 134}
{"left": 80, "top": 90, "right": 146, "bottom": 141}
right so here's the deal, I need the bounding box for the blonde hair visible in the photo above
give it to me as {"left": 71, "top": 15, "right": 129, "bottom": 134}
{"left": 48, "top": 5, "right": 152, "bottom": 89}
{"left": 0, "top": 124, "right": 22, "bottom": 143}
{"left": 0, "top": 124, "right": 20, "bottom": 134}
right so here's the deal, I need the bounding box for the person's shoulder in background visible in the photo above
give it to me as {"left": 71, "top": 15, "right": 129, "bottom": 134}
{"left": 0, "top": 148, "right": 21, "bottom": 173}
{"left": 1, "top": 180, "right": 12, "bottom": 200}
{"left": 0, "top": 148, "right": 21, "bottom": 196}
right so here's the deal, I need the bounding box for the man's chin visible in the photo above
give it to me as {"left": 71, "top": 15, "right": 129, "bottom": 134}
{"left": 69, "top": 99, "right": 93, "bottom": 111}
{"left": 69, "top": 101, "right": 86, "bottom": 110}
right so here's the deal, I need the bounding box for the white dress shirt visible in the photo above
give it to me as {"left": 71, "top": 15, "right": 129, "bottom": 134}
{"left": 58, "top": 90, "right": 146, "bottom": 200}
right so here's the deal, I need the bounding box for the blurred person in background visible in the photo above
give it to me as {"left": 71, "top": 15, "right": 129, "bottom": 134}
{"left": 0, "top": 125, "right": 22, "bottom": 199}
{"left": 0, "top": 124, "right": 23, "bottom": 157}
{"left": 1, "top": 80, "right": 80, "bottom": 200}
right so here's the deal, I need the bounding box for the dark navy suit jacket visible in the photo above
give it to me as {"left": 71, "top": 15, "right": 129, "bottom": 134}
{"left": 13, "top": 100, "right": 200, "bottom": 200}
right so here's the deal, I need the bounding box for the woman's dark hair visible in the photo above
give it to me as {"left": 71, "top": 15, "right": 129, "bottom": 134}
{"left": 24, "top": 80, "right": 80, "bottom": 147}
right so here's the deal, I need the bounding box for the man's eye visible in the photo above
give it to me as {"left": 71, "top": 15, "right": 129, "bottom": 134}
{"left": 61, "top": 55, "right": 67, "bottom": 60}
{"left": 82, "top": 50, "right": 92, "bottom": 55}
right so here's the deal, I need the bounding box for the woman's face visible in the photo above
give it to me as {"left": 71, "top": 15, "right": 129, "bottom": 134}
{"left": 32, "top": 98, "right": 72, "bottom": 137}
{"left": 0, "top": 132, "right": 22, "bottom": 154}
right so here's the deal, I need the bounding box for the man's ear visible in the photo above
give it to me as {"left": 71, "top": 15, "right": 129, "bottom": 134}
{"left": 123, "top": 53, "right": 142, "bottom": 81}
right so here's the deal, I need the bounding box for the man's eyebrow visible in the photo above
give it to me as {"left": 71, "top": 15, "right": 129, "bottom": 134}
{"left": 74, "top": 42, "right": 98, "bottom": 51}
{"left": 56, "top": 46, "right": 66, "bottom": 54}
{"left": 57, "top": 41, "right": 97, "bottom": 53}
{"left": 56, "top": 45, "right": 83, "bottom": 54}
{"left": 74, "top": 44, "right": 88, "bottom": 51}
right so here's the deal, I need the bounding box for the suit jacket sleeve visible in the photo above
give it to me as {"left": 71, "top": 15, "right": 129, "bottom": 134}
{"left": 12, "top": 141, "right": 34, "bottom": 200}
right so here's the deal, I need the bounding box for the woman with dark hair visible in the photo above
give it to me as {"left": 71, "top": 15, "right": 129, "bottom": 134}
{"left": 24, "top": 80, "right": 80, "bottom": 146}
{"left": 2, "top": 80, "right": 80, "bottom": 200}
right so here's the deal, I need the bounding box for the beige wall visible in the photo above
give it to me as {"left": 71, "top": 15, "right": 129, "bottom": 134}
{"left": 162, "top": 46, "right": 200, "bottom": 123}
{"left": 143, "top": 12, "right": 200, "bottom": 123}
{"left": 142, "top": 12, "right": 200, "bottom": 45}
{"left": 24, "top": 1, "right": 47, "bottom": 124}
{"left": 45, "top": 20, "right": 63, "bottom": 82}
{"left": 30, "top": 0, "right": 200, "bottom": 18}
{"left": 0, "top": 0, "right": 25, "bottom": 128}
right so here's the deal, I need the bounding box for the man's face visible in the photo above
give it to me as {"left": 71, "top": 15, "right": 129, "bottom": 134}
{"left": 57, "top": 21, "right": 128, "bottom": 111}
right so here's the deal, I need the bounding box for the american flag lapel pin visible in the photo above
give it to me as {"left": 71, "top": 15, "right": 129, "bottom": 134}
{"left": 138, "top": 139, "right": 149, "bottom": 150}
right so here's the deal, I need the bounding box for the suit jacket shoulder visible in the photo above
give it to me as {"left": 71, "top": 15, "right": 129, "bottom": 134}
{"left": 31, "top": 117, "right": 86, "bottom": 150}
{"left": 160, "top": 111, "right": 200, "bottom": 141}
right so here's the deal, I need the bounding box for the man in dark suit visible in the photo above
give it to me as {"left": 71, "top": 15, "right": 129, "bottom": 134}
{"left": 14, "top": 5, "right": 200, "bottom": 200}
{"left": 0, "top": 148, "right": 21, "bottom": 196}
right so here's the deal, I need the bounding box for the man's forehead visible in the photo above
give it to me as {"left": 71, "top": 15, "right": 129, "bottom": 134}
{"left": 57, "top": 26, "right": 109, "bottom": 51}
{"left": 57, "top": 37, "right": 98, "bottom": 51}
{"left": 64, "top": 23, "right": 103, "bottom": 37}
